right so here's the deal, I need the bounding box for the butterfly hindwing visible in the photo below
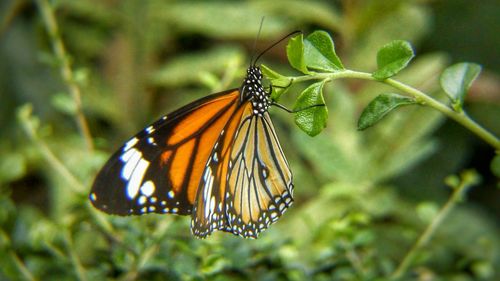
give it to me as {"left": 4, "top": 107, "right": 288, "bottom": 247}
{"left": 223, "top": 111, "right": 293, "bottom": 238}
{"left": 191, "top": 103, "right": 294, "bottom": 238}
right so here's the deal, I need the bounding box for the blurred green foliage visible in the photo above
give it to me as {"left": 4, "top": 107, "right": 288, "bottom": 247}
{"left": 0, "top": 0, "right": 499, "bottom": 280}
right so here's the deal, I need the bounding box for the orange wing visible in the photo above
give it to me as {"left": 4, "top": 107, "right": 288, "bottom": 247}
{"left": 90, "top": 89, "right": 241, "bottom": 216}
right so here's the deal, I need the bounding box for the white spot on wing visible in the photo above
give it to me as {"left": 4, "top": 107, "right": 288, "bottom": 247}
{"left": 145, "top": 126, "right": 155, "bottom": 134}
{"left": 121, "top": 149, "right": 140, "bottom": 180}
{"left": 123, "top": 137, "right": 138, "bottom": 151}
{"left": 140, "top": 180, "right": 155, "bottom": 197}
{"left": 121, "top": 148, "right": 150, "bottom": 199}
{"left": 168, "top": 190, "right": 175, "bottom": 198}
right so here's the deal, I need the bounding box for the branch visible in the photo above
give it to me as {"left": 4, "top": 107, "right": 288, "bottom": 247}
{"left": 35, "top": 0, "right": 94, "bottom": 151}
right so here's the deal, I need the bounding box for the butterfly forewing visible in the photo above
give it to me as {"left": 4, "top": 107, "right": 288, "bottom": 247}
{"left": 90, "top": 90, "right": 240, "bottom": 216}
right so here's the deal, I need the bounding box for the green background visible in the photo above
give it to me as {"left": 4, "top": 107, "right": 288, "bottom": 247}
{"left": 0, "top": 0, "right": 498, "bottom": 280}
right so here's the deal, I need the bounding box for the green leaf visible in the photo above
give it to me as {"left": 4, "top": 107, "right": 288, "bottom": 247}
{"left": 51, "top": 93, "right": 78, "bottom": 115}
{"left": 491, "top": 155, "right": 500, "bottom": 178}
{"left": 261, "top": 64, "right": 291, "bottom": 101}
{"left": 293, "top": 81, "right": 328, "bottom": 136}
{"left": 372, "top": 40, "right": 414, "bottom": 80}
{"left": 303, "top": 30, "right": 344, "bottom": 72}
{"left": 0, "top": 153, "right": 26, "bottom": 184}
{"left": 358, "top": 93, "right": 416, "bottom": 130}
{"left": 440, "top": 62, "right": 482, "bottom": 111}
{"left": 286, "top": 33, "right": 309, "bottom": 74}
{"left": 416, "top": 202, "right": 439, "bottom": 223}
{"left": 74, "top": 68, "right": 90, "bottom": 85}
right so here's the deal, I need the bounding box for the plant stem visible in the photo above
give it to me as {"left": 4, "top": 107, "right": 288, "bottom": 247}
{"left": 340, "top": 239, "right": 367, "bottom": 277}
{"left": 19, "top": 106, "right": 86, "bottom": 194}
{"left": 120, "top": 244, "right": 158, "bottom": 281}
{"left": 0, "top": 0, "right": 26, "bottom": 38}
{"left": 289, "top": 70, "right": 500, "bottom": 149}
{"left": 18, "top": 105, "right": 117, "bottom": 243}
{"left": 64, "top": 231, "right": 89, "bottom": 281}
{"left": 383, "top": 78, "right": 499, "bottom": 150}
{"left": 390, "top": 171, "right": 479, "bottom": 280}
{"left": 35, "top": 0, "right": 94, "bottom": 151}
{"left": 7, "top": 247, "right": 38, "bottom": 281}
{"left": 119, "top": 220, "right": 171, "bottom": 281}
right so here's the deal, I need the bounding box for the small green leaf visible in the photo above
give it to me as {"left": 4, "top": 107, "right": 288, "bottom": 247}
{"left": 416, "top": 202, "right": 439, "bottom": 223}
{"left": 0, "top": 153, "right": 26, "bottom": 184}
{"left": 198, "top": 71, "right": 220, "bottom": 89}
{"left": 491, "top": 155, "right": 500, "bottom": 178}
{"left": 303, "top": 30, "right": 344, "bottom": 72}
{"left": 440, "top": 62, "right": 482, "bottom": 111}
{"left": 74, "top": 68, "right": 90, "bottom": 85}
{"left": 293, "top": 81, "right": 328, "bottom": 136}
{"left": 261, "top": 64, "right": 291, "bottom": 101}
{"left": 358, "top": 93, "right": 416, "bottom": 130}
{"left": 51, "top": 93, "right": 78, "bottom": 115}
{"left": 286, "top": 33, "right": 309, "bottom": 74}
{"left": 373, "top": 40, "right": 414, "bottom": 80}
{"left": 17, "top": 104, "right": 40, "bottom": 131}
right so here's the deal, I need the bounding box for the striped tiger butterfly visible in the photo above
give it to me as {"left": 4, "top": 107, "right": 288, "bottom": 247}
{"left": 90, "top": 31, "right": 301, "bottom": 239}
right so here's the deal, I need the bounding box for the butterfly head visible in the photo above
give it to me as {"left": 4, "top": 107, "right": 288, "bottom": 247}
{"left": 241, "top": 66, "right": 270, "bottom": 117}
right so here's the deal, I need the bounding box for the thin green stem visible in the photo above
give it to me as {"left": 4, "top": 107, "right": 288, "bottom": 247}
{"left": 0, "top": 0, "right": 26, "bottom": 39}
{"left": 18, "top": 105, "right": 117, "bottom": 244}
{"left": 19, "top": 107, "right": 86, "bottom": 195}
{"left": 35, "top": 0, "right": 94, "bottom": 151}
{"left": 120, "top": 244, "right": 158, "bottom": 281}
{"left": 64, "top": 231, "right": 89, "bottom": 281}
{"left": 390, "top": 170, "right": 480, "bottom": 280}
{"left": 287, "top": 70, "right": 500, "bottom": 149}
{"left": 0, "top": 229, "right": 35, "bottom": 280}
{"left": 6, "top": 243, "right": 38, "bottom": 281}
{"left": 383, "top": 78, "right": 499, "bottom": 149}
{"left": 119, "top": 220, "right": 171, "bottom": 281}
{"left": 340, "top": 239, "right": 367, "bottom": 277}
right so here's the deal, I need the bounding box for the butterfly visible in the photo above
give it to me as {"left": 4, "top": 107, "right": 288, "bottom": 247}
{"left": 89, "top": 32, "right": 299, "bottom": 239}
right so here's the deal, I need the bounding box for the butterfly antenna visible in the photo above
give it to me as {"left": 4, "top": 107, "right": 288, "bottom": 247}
{"left": 250, "top": 17, "right": 265, "bottom": 66}
{"left": 252, "top": 30, "right": 302, "bottom": 66}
